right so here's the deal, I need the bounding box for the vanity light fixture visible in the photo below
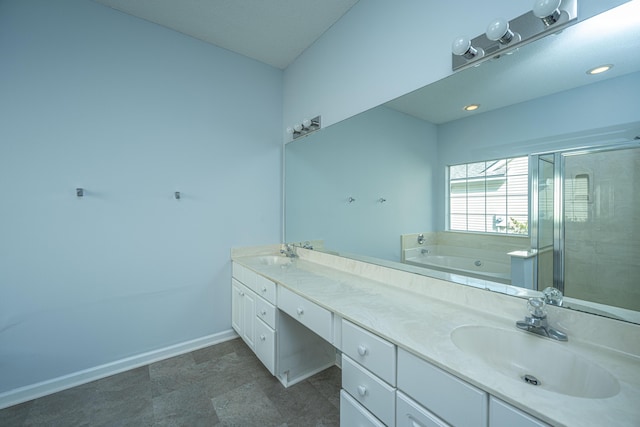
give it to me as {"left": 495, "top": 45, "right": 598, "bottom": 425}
{"left": 464, "top": 104, "right": 481, "bottom": 112}
{"left": 286, "top": 115, "right": 322, "bottom": 140}
{"left": 451, "top": 0, "right": 577, "bottom": 71}
{"left": 587, "top": 64, "right": 613, "bottom": 75}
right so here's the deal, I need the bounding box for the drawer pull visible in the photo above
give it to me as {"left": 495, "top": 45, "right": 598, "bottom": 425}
{"left": 357, "top": 385, "right": 367, "bottom": 397}
{"left": 357, "top": 345, "right": 368, "bottom": 356}
{"left": 240, "top": 291, "right": 245, "bottom": 296}
{"left": 261, "top": 286, "right": 267, "bottom": 293}
{"left": 260, "top": 309, "right": 267, "bottom": 316}
{"left": 260, "top": 334, "right": 266, "bottom": 341}
{"left": 297, "top": 307, "right": 304, "bottom": 315}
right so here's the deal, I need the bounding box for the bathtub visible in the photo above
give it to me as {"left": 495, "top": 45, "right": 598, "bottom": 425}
{"left": 402, "top": 247, "right": 511, "bottom": 284}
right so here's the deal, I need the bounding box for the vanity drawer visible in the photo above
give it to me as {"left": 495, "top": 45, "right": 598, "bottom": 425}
{"left": 254, "top": 274, "right": 276, "bottom": 305}
{"left": 397, "top": 391, "right": 450, "bottom": 427}
{"left": 232, "top": 262, "right": 256, "bottom": 289}
{"left": 277, "top": 286, "right": 333, "bottom": 342}
{"left": 254, "top": 318, "right": 276, "bottom": 375}
{"left": 255, "top": 297, "right": 276, "bottom": 329}
{"left": 231, "top": 262, "right": 245, "bottom": 283}
{"left": 398, "top": 348, "right": 487, "bottom": 427}
{"left": 490, "top": 396, "right": 551, "bottom": 427}
{"left": 340, "top": 390, "right": 386, "bottom": 427}
{"left": 342, "top": 319, "right": 396, "bottom": 385}
{"left": 342, "top": 355, "right": 395, "bottom": 427}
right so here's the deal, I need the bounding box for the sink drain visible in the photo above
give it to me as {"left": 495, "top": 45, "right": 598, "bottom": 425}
{"left": 522, "top": 374, "right": 541, "bottom": 386}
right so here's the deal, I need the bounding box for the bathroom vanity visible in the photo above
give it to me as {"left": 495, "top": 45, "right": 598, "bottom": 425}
{"left": 231, "top": 245, "right": 640, "bottom": 427}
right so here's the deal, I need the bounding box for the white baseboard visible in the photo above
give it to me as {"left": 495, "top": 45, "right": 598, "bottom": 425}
{"left": 0, "top": 329, "right": 238, "bottom": 410}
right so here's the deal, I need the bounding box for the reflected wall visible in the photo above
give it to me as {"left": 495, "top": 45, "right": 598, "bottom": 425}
{"left": 563, "top": 148, "right": 640, "bottom": 311}
{"left": 286, "top": 106, "right": 437, "bottom": 261}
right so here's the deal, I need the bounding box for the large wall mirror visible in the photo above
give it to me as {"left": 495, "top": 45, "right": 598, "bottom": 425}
{"left": 285, "top": 2, "right": 640, "bottom": 324}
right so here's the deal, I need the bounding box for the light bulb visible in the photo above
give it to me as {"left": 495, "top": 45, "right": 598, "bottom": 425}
{"left": 286, "top": 127, "right": 294, "bottom": 134}
{"left": 293, "top": 123, "right": 303, "bottom": 132}
{"left": 302, "top": 118, "right": 312, "bottom": 128}
{"left": 486, "top": 18, "right": 514, "bottom": 44}
{"left": 533, "top": 0, "right": 561, "bottom": 25}
{"left": 452, "top": 36, "right": 471, "bottom": 56}
{"left": 452, "top": 36, "right": 480, "bottom": 60}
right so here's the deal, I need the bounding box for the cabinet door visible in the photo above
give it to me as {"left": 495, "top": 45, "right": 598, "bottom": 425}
{"left": 242, "top": 289, "right": 255, "bottom": 349}
{"left": 231, "top": 279, "right": 244, "bottom": 335}
{"left": 490, "top": 397, "right": 551, "bottom": 427}
{"left": 255, "top": 317, "right": 276, "bottom": 375}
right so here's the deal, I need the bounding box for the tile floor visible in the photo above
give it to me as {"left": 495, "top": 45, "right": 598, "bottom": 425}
{"left": 0, "top": 338, "right": 341, "bottom": 426}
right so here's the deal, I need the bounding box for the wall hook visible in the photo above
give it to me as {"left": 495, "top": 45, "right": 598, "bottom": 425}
{"left": 378, "top": 198, "right": 387, "bottom": 203}
{"left": 348, "top": 197, "right": 356, "bottom": 203}
{"left": 174, "top": 191, "right": 181, "bottom": 200}
{"left": 76, "top": 188, "right": 84, "bottom": 198}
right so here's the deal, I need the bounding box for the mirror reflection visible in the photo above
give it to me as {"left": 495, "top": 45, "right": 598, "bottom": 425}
{"left": 285, "top": 2, "right": 640, "bottom": 324}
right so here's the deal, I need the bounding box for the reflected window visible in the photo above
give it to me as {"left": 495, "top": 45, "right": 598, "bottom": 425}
{"left": 565, "top": 173, "right": 590, "bottom": 222}
{"left": 449, "top": 156, "right": 529, "bottom": 235}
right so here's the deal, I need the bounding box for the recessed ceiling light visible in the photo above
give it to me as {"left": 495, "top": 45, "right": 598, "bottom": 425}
{"left": 587, "top": 64, "right": 613, "bottom": 75}
{"left": 463, "top": 104, "right": 480, "bottom": 111}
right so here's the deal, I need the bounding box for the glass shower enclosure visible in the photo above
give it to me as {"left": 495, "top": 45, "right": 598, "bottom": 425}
{"left": 530, "top": 142, "right": 640, "bottom": 314}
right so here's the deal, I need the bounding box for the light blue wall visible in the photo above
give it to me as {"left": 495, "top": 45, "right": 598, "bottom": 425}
{"left": 0, "top": 0, "right": 282, "bottom": 395}
{"left": 436, "top": 71, "right": 640, "bottom": 229}
{"left": 286, "top": 106, "right": 437, "bottom": 261}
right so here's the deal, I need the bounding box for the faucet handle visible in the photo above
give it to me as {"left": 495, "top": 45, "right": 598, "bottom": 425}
{"left": 527, "top": 297, "right": 547, "bottom": 318}
{"left": 542, "top": 286, "right": 563, "bottom": 306}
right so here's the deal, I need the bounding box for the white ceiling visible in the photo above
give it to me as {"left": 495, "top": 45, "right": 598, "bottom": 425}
{"left": 94, "top": 0, "right": 360, "bottom": 69}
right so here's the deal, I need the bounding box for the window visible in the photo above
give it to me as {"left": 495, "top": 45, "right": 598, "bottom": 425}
{"left": 449, "top": 156, "right": 529, "bottom": 235}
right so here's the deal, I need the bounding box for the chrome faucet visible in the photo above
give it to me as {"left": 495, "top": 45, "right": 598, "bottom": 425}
{"left": 516, "top": 297, "right": 568, "bottom": 341}
{"left": 280, "top": 243, "right": 298, "bottom": 258}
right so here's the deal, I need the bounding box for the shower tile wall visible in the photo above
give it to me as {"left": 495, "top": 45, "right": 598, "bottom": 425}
{"left": 563, "top": 148, "right": 640, "bottom": 311}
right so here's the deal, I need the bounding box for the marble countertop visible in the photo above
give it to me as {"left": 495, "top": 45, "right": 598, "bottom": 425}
{"left": 232, "top": 247, "right": 640, "bottom": 427}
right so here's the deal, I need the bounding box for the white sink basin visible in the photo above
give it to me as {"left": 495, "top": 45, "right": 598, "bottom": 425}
{"left": 256, "top": 255, "right": 293, "bottom": 266}
{"left": 450, "top": 325, "right": 619, "bottom": 399}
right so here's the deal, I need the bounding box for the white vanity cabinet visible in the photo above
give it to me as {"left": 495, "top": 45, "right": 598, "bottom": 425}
{"left": 233, "top": 256, "right": 556, "bottom": 427}
{"left": 232, "top": 261, "right": 336, "bottom": 387}
{"left": 231, "top": 263, "right": 276, "bottom": 373}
